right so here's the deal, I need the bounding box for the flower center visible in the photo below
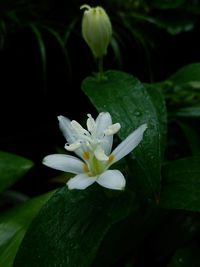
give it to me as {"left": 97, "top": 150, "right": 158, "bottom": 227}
{"left": 82, "top": 154, "right": 107, "bottom": 176}
{"left": 65, "top": 114, "right": 121, "bottom": 162}
{"left": 82, "top": 153, "right": 115, "bottom": 177}
{"left": 90, "top": 156, "right": 106, "bottom": 175}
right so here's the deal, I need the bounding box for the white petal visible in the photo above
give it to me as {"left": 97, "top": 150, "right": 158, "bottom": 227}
{"left": 58, "top": 115, "right": 84, "bottom": 158}
{"left": 96, "top": 112, "right": 112, "bottom": 133}
{"left": 58, "top": 115, "right": 75, "bottom": 144}
{"left": 97, "top": 170, "right": 126, "bottom": 190}
{"left": 67, "top": 173, "right": 96, "bottom": 190}
{"left": 71, "top": 120, "right": 88, "bottom": 135}
{"left": 111, "top": 124, "right": 147, "bottom": 164}
{"left": 102, "top": 135, "right": 113, "bottom": 156}
{"left": 42, "top": 154, "right": 84, "bottom": 174}
{"left": 96, "top": 112, "right": 113, "bottom": 154}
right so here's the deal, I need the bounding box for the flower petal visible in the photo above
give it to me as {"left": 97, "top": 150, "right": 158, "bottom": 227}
{"left": 42, "top": 154, "right": 84, "bottom": 174}
{"left": 96, "top": 112, "right": 112, "bottom": 134}
{"left": 58, "top": 115, "right": 75, "bottom": 144}
{"left": 111, "top": 123, "right": 147, "bottom": 164}
{"left": 58, "top": 115, "right": 85, "bottom": 158}
{"left": 97, "top": 170, "right": 126, "bottom": 190}
{"left": 67, "top": 173, "right": 96, "bottom": 190}
{"left": 96, "top": 112, "right": 113, "bottom": 154}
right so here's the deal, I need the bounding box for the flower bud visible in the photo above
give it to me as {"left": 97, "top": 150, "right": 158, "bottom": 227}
{"left": 80, "top": 4, "right": 112, "bottom": 58}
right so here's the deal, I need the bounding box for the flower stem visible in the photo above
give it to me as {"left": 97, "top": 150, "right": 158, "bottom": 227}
{"left": 97, "top": 57, "right": 104, "bottom": 81}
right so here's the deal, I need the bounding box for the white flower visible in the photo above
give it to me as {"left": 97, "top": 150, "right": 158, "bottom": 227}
{"left": 43, "top": 112, "right": 147, "bottom": 190}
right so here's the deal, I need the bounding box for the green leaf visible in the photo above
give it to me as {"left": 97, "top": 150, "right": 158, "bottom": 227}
{"left": 168, "top": 246, "right": 200, "bottom": 267}
{"left": 178, "top": 121, "right": 200, "bottom": 155}
{"left": 41, "top": 25, "right": 72, "bottom": 78}
{"left": 168, "top": 63, "right": 200, "bottom": 85}
{"left": 161, "top": 19, "right": 194, "bottom": 35}
{"left": 63, "top": 17, "right": 78, "bottom": 45}
{"left": 145, "top": 83, "right": 167, "bottom": 159}
{"left": 152, "top": 0, "right": 186, "bottom": 9}
{"left": 0, "top": 151, "right": 34, "bottom": 194}
{"left": 93, "top": 203, "right": 164, "bottom": 267}
{"left": 160, "top": 157, "right": 200, "bottom": 212}
{"left": 82, "top": 70, "right": 167, "bottom": 199}
{"left": 164, "top": 63, "right": 200, "bottom": 113}
{"left": 174, "top": 106, "right": 200, "bottom": 118}
{"left": 0, "top": 190, "right": 54, "bottom": 267}
{"left": 14, "top": 186, "right": 137, "bottom": 267}
{"left": 29, "top": 24, "right": 46, "bottom": 90}
{"left": 144, "top": 210, "right": 200, "bottom": 262}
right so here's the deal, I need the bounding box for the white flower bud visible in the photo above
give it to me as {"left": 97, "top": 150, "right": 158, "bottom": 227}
{"left": 80, "top": 4, "right": 112, "bottom": 58}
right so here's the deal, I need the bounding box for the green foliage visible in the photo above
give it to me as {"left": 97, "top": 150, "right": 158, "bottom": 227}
{"left": 14, "top": 186, "right": 137, "bottom": 267}
{"left": 165, "top": 63, "right": 200, "bottom": 112}
{"left": 0, "top": 190, "right": 54, "bottom": 267}
{"left": 0, "top": 151, "right": 33, "bottom": 194}
{"left": 178, "top": 122, "right": 200, "bottom": 156}
{"left": 160, "top": 156, "right": 200, "bottom": 212}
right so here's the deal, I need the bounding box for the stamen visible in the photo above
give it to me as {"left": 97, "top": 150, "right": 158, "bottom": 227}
{"left": 82, "top": 163, "right": 89, "bottom": 173}
{"left": 108, "top": 154, "right": 115, "bottom": 164}
{"left": 65, "top": 142, "right": 81, "bottom": 151}
{"left": 82, "top": 151, "right": 90, "bottom": 160}
{"left": 94, "top": 146, "right": 109, "bottom": 161}
{"left": 87, "top": 114, "right": 96, "bottom": 133}
{"left": 104, "top": 123, "right": 121, "bottom": 136}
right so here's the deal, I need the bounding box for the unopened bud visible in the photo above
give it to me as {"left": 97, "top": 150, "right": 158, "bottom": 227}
{"left": 80, "top": 4, "right": 112, "bottom": 58}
